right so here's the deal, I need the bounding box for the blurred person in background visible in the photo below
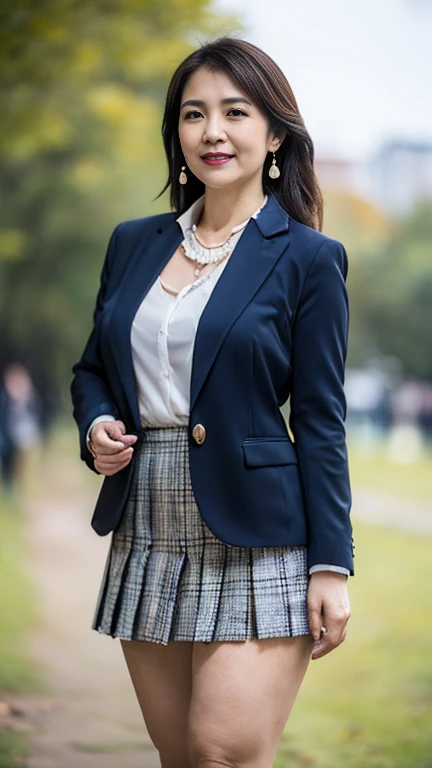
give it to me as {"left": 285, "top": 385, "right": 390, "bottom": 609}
{"left": 0, "top": 376, "right": 17, "bottom": 492}
{"left": 71, "top": 37, "right": 354, "bottom": 768}
{"left": 0, "top": 362, "right": 43, "bottom": 492}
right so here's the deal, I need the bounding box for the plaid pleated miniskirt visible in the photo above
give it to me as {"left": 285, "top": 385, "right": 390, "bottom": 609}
{"left": 91, "top": 425, "right": 310, "bottom": 644}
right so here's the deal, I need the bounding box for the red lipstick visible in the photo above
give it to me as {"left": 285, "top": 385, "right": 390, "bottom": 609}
{"left": 201, "top": 153, "right": 234, "bottom": 166}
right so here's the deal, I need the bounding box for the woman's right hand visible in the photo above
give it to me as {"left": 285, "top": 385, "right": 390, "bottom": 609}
{"left": 88, "top": 420, "right": 138, "bottom": 476}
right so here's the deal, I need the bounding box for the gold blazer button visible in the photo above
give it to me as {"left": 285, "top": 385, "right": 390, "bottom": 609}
{"left": 192, "top": 423, "right": 206, "bottom": 445}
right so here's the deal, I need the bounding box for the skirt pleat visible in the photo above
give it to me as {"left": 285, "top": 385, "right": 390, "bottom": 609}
{"left": 91, "top": 425, "right": 310, "bottom": 644}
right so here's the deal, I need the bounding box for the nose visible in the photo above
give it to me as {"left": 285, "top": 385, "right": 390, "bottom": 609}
{"left": 202, "top": 114, "right": 227, "bottom": 145}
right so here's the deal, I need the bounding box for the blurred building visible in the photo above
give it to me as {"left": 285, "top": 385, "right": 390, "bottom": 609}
{"left": 369, "top": 140, "right": 432, "bottom": 214}
{"left": 316, "top": 138, "right": 432, "bottom": 215}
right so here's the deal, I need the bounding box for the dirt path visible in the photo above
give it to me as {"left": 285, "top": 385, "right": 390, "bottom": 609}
{"left": 19, "top": 441, "right": 161, "bottom": 768}
{"left": 6, "top": 435, "right": 432, "bottom": 767}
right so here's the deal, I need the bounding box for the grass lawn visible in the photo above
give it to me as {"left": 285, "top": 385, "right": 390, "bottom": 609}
{"left": 0, "top": 492, "right": 42, "bottom": 768}
{"left": 277, "top": 520, "right": 432, "bottom": 768}
{"left": 347, "top": 440, "right": 432, "bottom": 505}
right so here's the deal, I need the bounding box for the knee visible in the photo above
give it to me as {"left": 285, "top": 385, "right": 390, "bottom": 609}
{"left": 190, "top": 758, "right": 239, "bottom": 768}
{"left": 188, "top": 734, "right": 262, "bottom": 768}
{"left": 160, "top": 746, "right": 192, "bottom": 768}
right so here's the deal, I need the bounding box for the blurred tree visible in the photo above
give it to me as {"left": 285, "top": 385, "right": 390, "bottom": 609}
{"left": 322, "top": 189, "right": 390, "bottom": 257}
{"left": 0, "top": 0, "right": 238, "bottom": 403}
{"left": 346, "top": 198, "right": 432, "bottom": 381}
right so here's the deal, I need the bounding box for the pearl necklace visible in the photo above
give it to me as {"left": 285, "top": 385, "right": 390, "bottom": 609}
{"left": 181, "top": 197, "right": 268, "bottom": 277}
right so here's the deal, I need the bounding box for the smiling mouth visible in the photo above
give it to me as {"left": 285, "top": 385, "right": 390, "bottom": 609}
{"left": 201, "top": 154, "right": 235, "bottom": 165}
{"left": 201, "top": 153, "right": 234, "bottom": 159}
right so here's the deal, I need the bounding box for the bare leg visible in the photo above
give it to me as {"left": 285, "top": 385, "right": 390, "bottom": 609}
{"left": 120, "top": 639, "right": 194, "bottom": 768}
{"left": 187, "top": 634, "right": 314, "bottom": 768}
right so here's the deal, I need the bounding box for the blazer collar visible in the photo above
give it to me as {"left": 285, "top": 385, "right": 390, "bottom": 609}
{"left": 253, "top": 192, "right": 290, "bottom": 238}
{"left": 175, "top": 192, "right": 289, "bottom": 240}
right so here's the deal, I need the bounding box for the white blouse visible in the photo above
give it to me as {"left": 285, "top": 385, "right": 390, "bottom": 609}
{"left": 86, "top": 195, "right": 349, "bottom": 577}
{"left": 130, "top": 196, "right": 250, "bottom": 427}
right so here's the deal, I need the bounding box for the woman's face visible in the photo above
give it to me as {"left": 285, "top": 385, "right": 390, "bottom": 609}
{"left": 178, "top": 67, "right": 281, "bottom": 192}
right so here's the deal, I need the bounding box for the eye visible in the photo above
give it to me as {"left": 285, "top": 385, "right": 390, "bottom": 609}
{"left": 227, "top": 108, "right": 247, "bottom": 117}
{"left": 183, "top": 107, "right": 248, "bottom": 120}
{"left": 184, "top": 110, "right": 203, "bottom": 120}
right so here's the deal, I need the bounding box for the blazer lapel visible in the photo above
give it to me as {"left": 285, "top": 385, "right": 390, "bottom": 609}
{"left": 107, "top": 221, "right": 183, "bottom": 429}
{"left": 107, "top": 193, "right": 291, "bottom": 429}
{"left": 190, "top": 215, "right": 291, "bottom": 411}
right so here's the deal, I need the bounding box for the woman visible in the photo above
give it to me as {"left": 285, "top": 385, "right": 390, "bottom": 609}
{"left": 71, "top": 36, "right": 354, "bottom": 768}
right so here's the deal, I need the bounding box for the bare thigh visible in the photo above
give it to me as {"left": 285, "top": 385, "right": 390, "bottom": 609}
{"left": 188, "top": 634, "right": 314, "bottom": 768}
{"left": 120, "top": 639, "right": 193, "bottom": 768}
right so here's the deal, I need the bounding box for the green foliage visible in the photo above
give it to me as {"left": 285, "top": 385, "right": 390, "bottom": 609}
{"left": 0, "top": 494, "right": 41, "bottom": 693}
{"left": 0, "top": 494, "right": 42, "bottom": 767}
{"left": 322, "top": 189, "right": 390, "bottom": 256}
{"left": 345, "top": 198, "right": 432, "bottom": 379}
{"left": 0, "top": 1, "right": 239, "bottom": 158}
{"left": 0, "top": 730, "right": 30, "bottom": 768}
{"left": 0, "top": 0, "right": 240, "bottom": 392}
{"left": 276, "top": 519, "right": 432, "bottom": 768}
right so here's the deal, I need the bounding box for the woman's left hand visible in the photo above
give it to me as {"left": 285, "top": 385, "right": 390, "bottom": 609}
{"left": 307, "top": 572, "right": 351, "bottom": 660}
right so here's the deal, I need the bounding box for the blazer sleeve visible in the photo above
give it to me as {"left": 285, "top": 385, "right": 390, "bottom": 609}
{"left": 288, "top": 238, "right": 355, "bottom": 575}
{"left": 70, "top": 225, "right": 123, "bottom": 473}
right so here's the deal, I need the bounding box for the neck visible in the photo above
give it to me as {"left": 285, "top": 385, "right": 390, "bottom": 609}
{"left": 197, "top": 182, "right": 267, "bottom": 239}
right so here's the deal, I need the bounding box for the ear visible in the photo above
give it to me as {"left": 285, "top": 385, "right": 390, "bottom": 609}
{"left": 268, "top": 130, "right": 287, "bottom": 153}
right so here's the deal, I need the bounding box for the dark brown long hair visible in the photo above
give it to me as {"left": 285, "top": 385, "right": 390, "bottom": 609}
{"left": 158, "top": 36, "right": 323, "bottom": 231}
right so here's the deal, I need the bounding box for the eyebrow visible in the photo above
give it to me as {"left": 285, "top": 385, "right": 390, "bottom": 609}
{"left": 180, "top": 97, "right": 252, "bottom": 109}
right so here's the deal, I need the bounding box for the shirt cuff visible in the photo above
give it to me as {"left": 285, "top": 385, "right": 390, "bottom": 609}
{"left": 309, "top": 564, "right": 350, "bottom": 576}
{"left": 86, "top": 414, "right": 116, "bottom": 447}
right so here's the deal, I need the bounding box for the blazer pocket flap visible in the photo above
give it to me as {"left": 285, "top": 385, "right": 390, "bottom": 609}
{"left": 242, "top": 437, "right": 298, "bottom": 467}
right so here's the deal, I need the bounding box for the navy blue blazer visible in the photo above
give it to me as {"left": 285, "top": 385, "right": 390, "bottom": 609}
{"left": 70, "top": 193, "right": 355, "bottom": 575}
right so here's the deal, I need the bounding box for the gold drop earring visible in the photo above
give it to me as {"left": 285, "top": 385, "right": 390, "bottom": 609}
{"left": 269, "top": 151, "right": 280, "bottom": 179}
{"left": 179, "top": 164, "right": 188, "bottom": 185}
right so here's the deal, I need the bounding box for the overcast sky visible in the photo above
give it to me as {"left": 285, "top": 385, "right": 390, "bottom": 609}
{"left": 209, "top": 0, "right": 432, "bottom": 161}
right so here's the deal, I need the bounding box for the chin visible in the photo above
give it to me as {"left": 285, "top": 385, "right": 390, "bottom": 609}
{"left": 201, "top": 174, "right": 244, "bottom": 191}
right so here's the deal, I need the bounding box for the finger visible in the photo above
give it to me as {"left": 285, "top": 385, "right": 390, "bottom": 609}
{"left": 95, "top": 428, "right": 138, "bottom": 454}
{"left": 118, "top": 434, "right": 138, "bottom": 448}
{"left": 307, "top": 599, "right": 324, "bottom": 642}
{"left": 310, "top": 625, "right": 329, "bottom": 659}
{"left": 311, "top": 638, "right": 332, "bottom": 660}
{"left": 92, "top": 439, "right": 125, "bottom": 456}
{"left": 311, "top": 624, "right": 338, "bottom": 659}
{"left": 91, "top": 422, "right": 125, "bottom": 450}
{"left": 93, "top": 433, "right": 128, "bottom": 455}
{"left": 311, "top": 629, "right": 346, "bottom": 660}
{"left": 95, "top": 456, "right": 132, "bottom": 476}
{"left": 325, "top": 607, "right": 350, "bottom": 644}
{"left": 105, "top": 422, "right": 129, "bottom": 442}
{"left": 311, "top": 619, "right": 349, "bottom": 660}
{"left": 95, "top": 447, "right": 134, "bottom": 463}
